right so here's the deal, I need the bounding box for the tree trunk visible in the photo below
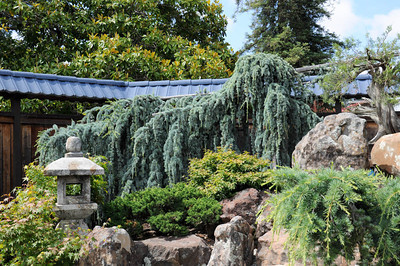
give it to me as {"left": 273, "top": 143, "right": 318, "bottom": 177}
{"left": 367, "top": 81, "right": 400, "bottom": 143}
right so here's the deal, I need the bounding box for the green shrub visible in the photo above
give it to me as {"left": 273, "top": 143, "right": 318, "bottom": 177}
{"left": 266, "top": 167, "right": 400, "bottom": 265}
{"left": 0, "top": 164, "right": 85, "bottom": 265}
{"left": 187, "top": 148, "right": 271, "bottom": 200}
{"left": 105, "top": 182, "right": 222, "bottom": 237}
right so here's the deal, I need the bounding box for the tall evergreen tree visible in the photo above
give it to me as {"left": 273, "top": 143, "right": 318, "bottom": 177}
{"left": 237, "top": 0, "right": 340, "bottom": 67}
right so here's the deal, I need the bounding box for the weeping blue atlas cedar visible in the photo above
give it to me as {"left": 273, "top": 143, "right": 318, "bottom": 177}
{"left": 37, "top": 53, "right": 320, "bottom": 197}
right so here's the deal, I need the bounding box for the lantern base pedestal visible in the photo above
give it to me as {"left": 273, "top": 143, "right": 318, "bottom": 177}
{"left": 56, "top": 219, "right": 89, "bottom": 231}
{"left": 54, "top": 203, "right": 97, "bottom": 232}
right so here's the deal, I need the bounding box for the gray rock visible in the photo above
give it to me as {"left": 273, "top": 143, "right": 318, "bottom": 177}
{"left": 256, "top": 229, "right": 360, "bottom": 266}
{"left": 66, "top": 136, "right": 82, "bottom": 153}
{"left": 292, "top": 113, "right": 368, "bottom": 170}
{"left": 79, "top": 226, "right": 133, "bottom": 266}
{"left": 133, "top": 234, "right": 212, "bottom": 266}
{"left": 255, "top": 197, "right": 273, "bottom": 240}
{"left": 208, "top": 216, "right": 254, "bottom": 266}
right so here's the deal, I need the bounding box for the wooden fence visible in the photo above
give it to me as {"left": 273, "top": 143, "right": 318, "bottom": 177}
{"left": 0, "top": 112, "right": 81, "bottom": 197}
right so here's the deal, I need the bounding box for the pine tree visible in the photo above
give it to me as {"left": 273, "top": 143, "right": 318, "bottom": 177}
{"left": 237, "top": 0, "right": 340, "bottom": 67}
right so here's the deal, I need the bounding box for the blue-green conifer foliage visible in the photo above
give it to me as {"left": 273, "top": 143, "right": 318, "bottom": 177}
{"left": 37, "top": 53, "right": 320, "bottom": 196}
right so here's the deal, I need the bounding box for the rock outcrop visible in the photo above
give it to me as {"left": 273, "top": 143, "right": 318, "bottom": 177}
{"left": 79, "top": 226, "right": 133, "bottom": 266}
{"left": 256, "top": 229, "right": 296, "bottom": 266}
{"left": 220, "top": 188, "right": 268, "bottom": 225}
{"left": 208, "top": 216, "right": 254, "bottom": 266}
{"left": 293, "top": 113, "right": 368, "bottom": 170}
{"left": 255, "top": 197, "right": 273, "bottom": 240}
{"left": 256, "top": 230, "right": 359, "bottom": 266}
{"left": 370, "top": 132, "right": 400, "bottom": 176}
{"left": 132, "top": 234, "right": 212, "bottom": 266}
{"left": 80, "top": 189, "right": 363, "bottom": 265}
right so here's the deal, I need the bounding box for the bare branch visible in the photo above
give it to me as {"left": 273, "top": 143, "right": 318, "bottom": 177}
{"left": 295, "top": 63, "right": 330, "bottom": 73}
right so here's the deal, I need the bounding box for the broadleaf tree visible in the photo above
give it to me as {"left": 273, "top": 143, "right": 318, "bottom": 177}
{"left": 0, "top": 0, "right": 238, "bottom": 114}
{"left": 321, "top": 27, "right": 400, "bottom": 143}
{"left": 236, "top": 0, "right": 340, "bottom": 67}
{"left": 0, "top": 0, "right": 237, "bottom": 80}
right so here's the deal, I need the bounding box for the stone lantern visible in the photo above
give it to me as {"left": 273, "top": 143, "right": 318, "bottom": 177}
{"left": 44, "top": 136, "right": 104, "bottom": 230}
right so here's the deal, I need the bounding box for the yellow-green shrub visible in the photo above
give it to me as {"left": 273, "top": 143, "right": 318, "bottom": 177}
{"left": 188, "top": 148, "right": 271, "bottom": 200}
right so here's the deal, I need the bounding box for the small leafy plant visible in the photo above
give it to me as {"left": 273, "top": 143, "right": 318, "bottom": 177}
{"left": 188, "top": 148, "right": 271, "bottom": 200}
{"left": 105, "top": 182, "right": 222, "bottom": 238}
{"left": 0, "top": 164, "right": 85, "bottom": 265}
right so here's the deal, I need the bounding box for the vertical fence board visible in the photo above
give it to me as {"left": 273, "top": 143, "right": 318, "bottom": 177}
{"left": 2, "top": 124, "right": 12, "bottom": 196}
{"left": 22, "top": 125, "right": 32, "bottom": 169}
{"left": 0, "top": 113, "right": 78, "bottom": 196}
{"left": 0, "top": 125, "right": 3, "bottom": 196}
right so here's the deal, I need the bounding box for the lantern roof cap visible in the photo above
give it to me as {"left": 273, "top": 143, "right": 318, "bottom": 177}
{"left": 44, "top": 137, "right": 104, "bottom": 176}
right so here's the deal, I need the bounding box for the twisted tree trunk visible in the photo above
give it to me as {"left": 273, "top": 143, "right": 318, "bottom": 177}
{"left": 366, "top": 81, "right": 400, "bottom": 143}
{"left": 296, "top": 62, "right": 400, "bottom": 144}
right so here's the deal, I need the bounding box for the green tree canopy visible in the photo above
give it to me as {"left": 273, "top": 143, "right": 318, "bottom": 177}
{"left": 0, "top": 0, "right": 237, "bottom": 80}
{"left": 236, "top": 0, "right": 340, "bottom": 67}
{"left": 321, "top": 27, "right": 400, "bottom": 143}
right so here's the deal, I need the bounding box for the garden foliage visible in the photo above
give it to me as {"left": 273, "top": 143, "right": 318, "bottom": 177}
{"left": 0, "top": 0, "right": 236, "bottom": 79}
{"left": 37, "top": 53, "right": 320, "bottom": 196}
{"left": 0, "top": 164, "right": 84, "bottom": 265}
{"left": 105, "top": 182, "right": 221, "bottom": 237}
{"left": 188, "top": 148, "right": 271, "bottom": 200}
{"left": 266, "top": 167, "right": 400, "bottom": 265}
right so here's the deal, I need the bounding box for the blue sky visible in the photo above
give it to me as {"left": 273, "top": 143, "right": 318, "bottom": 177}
{"left": 219, "top": 0, "right": 400, "bottom": 52}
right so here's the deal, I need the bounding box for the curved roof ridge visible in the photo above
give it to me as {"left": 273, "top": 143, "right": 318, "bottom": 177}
{"left": 0, "top": 69, "right": 373, "bottom": 101}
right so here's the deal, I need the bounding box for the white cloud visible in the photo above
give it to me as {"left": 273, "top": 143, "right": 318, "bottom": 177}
{"left": 320, "top": 0, "right": 400, "bottom": 41}
{"left": 320, "top": 0, "right": 362, "bottom": 37}
{"left": 368, "top": 9, "right": 400, "bottom": 39}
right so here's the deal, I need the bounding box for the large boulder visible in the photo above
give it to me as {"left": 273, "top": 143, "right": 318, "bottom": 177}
{"left": 255, "top": 197, "right": 273, "bottom": 240}
{"left": 79, "top": 226, "right": 133, "bottom": 266}
{"left": 220, "top": 188, "right": 268, "bottom": 225}
{"left": 256, "top": 229, "right": 297, "bottom": 266}
{"left": 256, "top": 230, "right": 359, "bottom": 266}
{"left": 208, "top": 216, "right": 254, "bottom": 266}
{"left": 292, "top": 113, "right": 368, "bottom": 170}
{"left": 370, "top": 132, "right": 400, "bottom": 176}
{"left": 132, "top": 234, "right": 212, "bottom": 266}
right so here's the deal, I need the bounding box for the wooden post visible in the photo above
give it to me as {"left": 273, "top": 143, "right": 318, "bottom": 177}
{"left": 11, "top": 98, "right": 22, "bottom": 189}
{"left": 335, "top": 99, "right": 342, "bottom": 114}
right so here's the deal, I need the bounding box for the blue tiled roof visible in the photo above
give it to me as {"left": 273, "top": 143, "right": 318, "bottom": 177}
{"left": 126, "top": 79, "right": 226, "bottom": 99}
{"left": 0, "top": 69, "right": 372, "bottom": 101}
{"left": 304, "top": 74, "right": 371, "bottom": 96}
{"left": 0, "top": 69, "right": 128, "bottom": 100}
